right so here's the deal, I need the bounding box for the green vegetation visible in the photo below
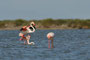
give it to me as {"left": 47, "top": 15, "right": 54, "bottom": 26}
{"left": 0, "top": 18, "right": 90, "bottom": 30}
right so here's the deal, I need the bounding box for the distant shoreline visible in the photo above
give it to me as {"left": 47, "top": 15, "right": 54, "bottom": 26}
{"left": 0, "top": 18, "right": 90, "bottom": 30}
{"left": 0, "top": 27, "right": 83, "bottom": 30}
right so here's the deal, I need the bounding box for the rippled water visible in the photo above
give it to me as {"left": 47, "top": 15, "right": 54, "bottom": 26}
{"left": 0, "top": 29, "right": 90, "bottom": 60}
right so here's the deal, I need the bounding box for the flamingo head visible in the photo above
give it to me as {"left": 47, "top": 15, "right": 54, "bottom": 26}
{"left": 30, "top": 22, "right": 35, "bottom": 26}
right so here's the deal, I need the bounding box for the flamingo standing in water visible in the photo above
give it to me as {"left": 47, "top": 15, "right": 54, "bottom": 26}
{"left": 47, "top": 32, "right": 55, "bottom": 48}
{"left": 19, "top": 21, "right": 36, "bottom": 45}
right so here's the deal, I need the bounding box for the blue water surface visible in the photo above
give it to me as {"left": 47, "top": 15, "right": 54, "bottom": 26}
{"left": 0, "top": 29, "right": 90, "bottom": 60}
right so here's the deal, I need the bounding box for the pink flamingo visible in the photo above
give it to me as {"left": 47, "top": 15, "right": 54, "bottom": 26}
{"left": 47, "top": 32, "right": 55, "bottom": 48}
{"left": 19, "top": 21, "right": 36, "bottom": 45}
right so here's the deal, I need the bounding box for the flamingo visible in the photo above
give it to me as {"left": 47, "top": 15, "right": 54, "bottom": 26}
{"left": 47, "top": 32, "right": 55, "bottom": 48}
{"left": 19, "top": 21, "right": 36, "bottom": 45}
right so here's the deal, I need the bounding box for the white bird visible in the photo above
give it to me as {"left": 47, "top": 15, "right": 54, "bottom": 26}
{"left": 47, "top": 32, "right": 54, "bottom": 39}
{"left": 19, "top": 22, "right": 36, "bottom": 45}
{"left": 47, "top": 32, "right": 55, "bottom": 48}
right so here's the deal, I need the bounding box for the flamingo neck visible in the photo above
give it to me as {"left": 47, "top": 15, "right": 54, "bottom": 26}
{"left": 30, "top": 24, "right": 35, "bottom": 31}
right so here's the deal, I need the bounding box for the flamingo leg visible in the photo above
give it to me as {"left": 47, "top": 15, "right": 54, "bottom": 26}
{"left": 48, "top": 40, "right": 50, "bottom": 48}
{"left": 51, "top": 38, "right": 54, "bottom": 48}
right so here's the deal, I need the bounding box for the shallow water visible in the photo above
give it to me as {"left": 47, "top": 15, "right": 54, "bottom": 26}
{"left": 0, "top": 29, "right": 90, "bottom": 60}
